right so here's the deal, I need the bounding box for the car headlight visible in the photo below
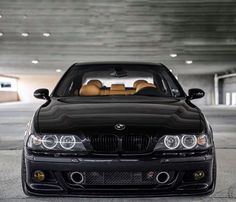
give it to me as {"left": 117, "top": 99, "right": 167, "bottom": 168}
{"left": 42, "top": 135, "right": 58, "bottom": 149}
{"left": 154, "top": 134, "right": 211, "bottom": 151}
{"left": 164, "top": 136, "right": 180, "bottom": 150}
{"left": 27, "top": 134, "right": 86, "bottom": 152}
{"left": 60, "top": 136, "right": 76, "bottom": 150}
{"left": 181, "top": 135, "right": 197, "bottom": 149}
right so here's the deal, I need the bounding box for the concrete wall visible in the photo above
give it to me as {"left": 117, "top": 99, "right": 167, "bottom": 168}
{"left": 0, "top": 75, "right": 19, "bottom": 103}
{"left": 0, "top": 91, "right": 18, "bottom": 102}
{"left": 18, "top": 75, "right": 60, "bottom": 102}
{"left": 178, "top": 74, "right": 214, "bottom": 105}
{"left": 221, "top": 76, "right": 236, "bottom": 104}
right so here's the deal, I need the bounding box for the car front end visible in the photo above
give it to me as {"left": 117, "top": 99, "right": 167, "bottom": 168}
{"left": 21, "top": 62, "right": 216, "bottom": 197}
{"left": 23, "top": 110, "right": 215, "bottom": 197}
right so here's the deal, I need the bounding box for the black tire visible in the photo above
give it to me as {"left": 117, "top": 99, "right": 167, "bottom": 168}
{"left": 21, "top": 150, "right": 33, "bottom": 196}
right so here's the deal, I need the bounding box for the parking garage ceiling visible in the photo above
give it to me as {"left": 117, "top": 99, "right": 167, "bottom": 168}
{"left": 0, "top": 0, "right": 236, "bottom": 75}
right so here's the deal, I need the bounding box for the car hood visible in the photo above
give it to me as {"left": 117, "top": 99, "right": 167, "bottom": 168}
{"left": 36, "top": 97, "right": 202, "bottom": 134}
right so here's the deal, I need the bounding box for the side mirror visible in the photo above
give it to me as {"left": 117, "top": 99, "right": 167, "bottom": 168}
{"left": 34, "top": 88, "right": 50, "bottom": 100}
{"left": 187, "top": 88, "right": 205, "bottom": 100}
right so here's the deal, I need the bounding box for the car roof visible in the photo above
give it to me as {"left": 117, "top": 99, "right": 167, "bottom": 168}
{"left": 71, "top": 61, "right": 166, "bottom": 69}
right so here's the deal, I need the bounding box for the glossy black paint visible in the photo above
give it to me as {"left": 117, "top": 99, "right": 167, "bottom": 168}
{"left": 22, "top": 62, "right": 216, "bottom": 197}
{"left": 188, "top": 88, "right": 205, "bottom": 100}
{"left": 34, "top": 88, "right": 50, "bottom": 100}
{"left": 36, "top": 97, "right": 202, "bottom": 134}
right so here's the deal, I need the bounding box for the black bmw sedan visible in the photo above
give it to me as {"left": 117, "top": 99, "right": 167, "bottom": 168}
{"left": 21, "top": 62, "right": 216, "bottom": 197}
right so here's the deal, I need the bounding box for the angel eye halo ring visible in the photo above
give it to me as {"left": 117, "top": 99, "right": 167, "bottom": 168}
{"left": 164, "top": 135, "right": 180, "bottom": 150}
{"left": 60, "top": 135, "right": 76, "bottom": 150}
{"left": 42, "top": 135, "right": 58, "bottom": 149}
{"left": 181, "top": 135, "right": 197, "bottom": 149}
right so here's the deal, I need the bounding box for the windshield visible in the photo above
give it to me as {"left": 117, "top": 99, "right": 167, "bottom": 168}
{"left": 53, "top": 63, "right": 185, "bottom": 98}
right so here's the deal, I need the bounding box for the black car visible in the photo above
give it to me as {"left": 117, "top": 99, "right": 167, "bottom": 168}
{"left": 21, "top": 62, "right": 216, "bottom": 197}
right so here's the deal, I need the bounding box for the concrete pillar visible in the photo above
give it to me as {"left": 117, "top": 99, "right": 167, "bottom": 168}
{"left": 214, "top": 74, "right": 219, "bottom": 105}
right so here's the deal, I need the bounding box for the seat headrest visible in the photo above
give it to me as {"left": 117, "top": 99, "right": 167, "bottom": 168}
{"left": 133, "top": 80, "right": 148, "bottom": 88}
{"left": 79, "top": 84, "right": 100, "bottom": 96}
{"left": 87, "top": 80, "right": 103, "bottom": 88}
{"left": 136, "top": 83, "right": 156, "bottom": 92}
{"left": 110, "top": 84, "right": 125, "bottom": 91}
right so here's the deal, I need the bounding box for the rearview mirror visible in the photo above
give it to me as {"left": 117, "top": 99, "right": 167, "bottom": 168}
{"left": 34, "top": 88, "right": 50, "bottom": 100}
{"left": 187, "top": 88, "right": 205, "bottom": 100}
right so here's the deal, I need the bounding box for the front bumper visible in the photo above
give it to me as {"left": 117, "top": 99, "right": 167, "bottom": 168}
{"left": 24, "top": 152, "right": 215, "bottom": 197}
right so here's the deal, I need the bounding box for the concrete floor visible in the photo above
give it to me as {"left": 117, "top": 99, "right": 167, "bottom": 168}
{"left": 0, "top": 102, "right": 236, "bottom": 202}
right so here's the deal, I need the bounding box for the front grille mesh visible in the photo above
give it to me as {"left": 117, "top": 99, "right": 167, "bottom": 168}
{"left": 64, "top": 171, "right": 175, "bottom": 187}
{"left": 89, "top": 134, "right": 150, "bottom": 154}
{"left": 84, "top": 171, "right": 158, "bottom": 185}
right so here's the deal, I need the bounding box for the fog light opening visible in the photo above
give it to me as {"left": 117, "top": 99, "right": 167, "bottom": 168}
{"left": 156, "top": 171, "right": 170, "bottom": 184}
{"left": 70, "top": 172, "right": 84, "bottom": 184}
{"left": 33, "top": 170, "right": 45, "bottom": 182}
{"left": 193, "top": 170, "right": 205, "bottom": 180}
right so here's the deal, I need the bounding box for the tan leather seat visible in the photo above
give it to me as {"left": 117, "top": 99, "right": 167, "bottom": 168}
{"left": 110, "top": 84, "right": 135, "bottom": 95}
{"left": 79, "top": 83, "right": 137, "bottom": 96}
{"left": 133, "top": 80, "right": 148, "bottom": 88}
{"left": 77, "top": 80, "right": 102, "bottom": 96}
{"left": 100, "top": 84, "right": 134, "bottom": 96}
{"left": 87, "top": 80, "right": 103, "bottom": 88}
{"left": 108, "top": 84, "right": 127, "bottom": 95}
{"left": 79, "top": 84, "right": 100, "bottom": 96}
{"left": 110, "top": 84, "right": 125, "bottom": 91}
{"left": 136, "top": 82, "right": 156, "bottom": 92}
{"left": 126, "top": 89, "right": 136, "bottom": 94}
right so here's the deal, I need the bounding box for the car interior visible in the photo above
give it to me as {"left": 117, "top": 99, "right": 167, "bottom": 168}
{"left": 56, "top": 67, "right": 181, "bottom": 97}
{"left": 78, "top": 79, "right": 157, "bottom": 96}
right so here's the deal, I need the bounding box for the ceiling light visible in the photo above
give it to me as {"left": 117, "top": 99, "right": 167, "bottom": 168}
{"left": 0, "top": 32, "right": 3, "bottom": 37}
{"left": 185, "top": 60, "right": 193, "bottom": 64}
{"left": 0, "top": 14, "right": 2, "bottom": 18}
{"left": 169, "top": 69, "right": 173, "bottom": 72}
{"left": 43, "top": 32, "right": 51, "bottom": 37}
{"left": 32, "top": 60, "right": 39, "bottom": 64}
{"left": 21, "top": 32, "right": 29, "bottom": 37}
{"left": 170, "top": 53, "right": 177, "bottom": 58}
{"left": 56, "top": 69, "right": 62, "bottom": 73}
